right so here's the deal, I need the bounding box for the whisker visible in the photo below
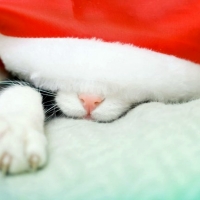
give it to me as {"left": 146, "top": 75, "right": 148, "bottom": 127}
{"left": 45, "top": 105, "right": 58, "bottom": 114}
{"left": 38, "top": 88, "right": 56, "bottom": 96}
{"left": 45, "top": 106, "right": 61, "bottom": 121}
{"left": 0, "top": 79, "right": 56, "bottom": 97}
{"left": 43, "top": 102, "right": 55, "bottom": 106}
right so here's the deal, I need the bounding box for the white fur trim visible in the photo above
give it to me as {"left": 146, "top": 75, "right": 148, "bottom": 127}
{"left": 1, "top": 34, "right": 200, "bottom": 102}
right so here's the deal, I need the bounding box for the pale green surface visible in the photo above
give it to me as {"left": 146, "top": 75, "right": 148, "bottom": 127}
{"left": 1, "top": 100, "right": 200, "bottom": 200}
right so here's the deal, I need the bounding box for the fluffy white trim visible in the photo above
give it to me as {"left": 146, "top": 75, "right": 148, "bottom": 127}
{"left": 1, "top": 34, "right": 200, "bottom": 101}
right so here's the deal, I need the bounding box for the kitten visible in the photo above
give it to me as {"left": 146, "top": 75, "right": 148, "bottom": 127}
{"left": 0, "top": 74, "right": 134, "bottom": 175}
{"left": 1, "top": 35, "right": 200, "bottom": 174}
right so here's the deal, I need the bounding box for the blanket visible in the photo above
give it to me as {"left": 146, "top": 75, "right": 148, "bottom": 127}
{"left": 1, "top": 100, "right": 200, "bottom": 200}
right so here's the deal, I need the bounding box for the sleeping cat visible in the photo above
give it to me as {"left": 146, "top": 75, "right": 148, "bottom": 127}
{"left": 1, "top": 35, "right": 200, "bottom": 174}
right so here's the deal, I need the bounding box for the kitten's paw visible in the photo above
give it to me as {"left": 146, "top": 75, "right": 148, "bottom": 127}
{"left": 0, "top": 118, "right": 47, "bottom": 174}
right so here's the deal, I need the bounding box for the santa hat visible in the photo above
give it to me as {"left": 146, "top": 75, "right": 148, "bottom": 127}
{"left": 0, "top": 0, "right": 200, "bottom": 90}
{"left": 1, "top": 0, "right": 200, "bottom": 61}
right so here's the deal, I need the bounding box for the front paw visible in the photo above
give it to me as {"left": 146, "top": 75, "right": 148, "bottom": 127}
{"left": 0, "top": 117, "right": 47, "bottom": 174}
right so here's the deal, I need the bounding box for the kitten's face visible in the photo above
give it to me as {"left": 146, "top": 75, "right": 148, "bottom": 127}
{"left": 55, "top": 91, "right": 132, "bottom": 122}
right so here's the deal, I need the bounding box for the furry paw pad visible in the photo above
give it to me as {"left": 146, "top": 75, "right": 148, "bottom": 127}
{"left": 0, "top": 118, "right": 47, "bottom": 174}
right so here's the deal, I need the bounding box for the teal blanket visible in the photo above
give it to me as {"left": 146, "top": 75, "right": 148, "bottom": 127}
{"left": 1, "top": 100, "right": 200, "bottom": 200}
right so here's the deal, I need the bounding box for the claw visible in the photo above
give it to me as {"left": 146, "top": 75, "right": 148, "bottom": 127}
{"left": 0, "top": 153, "right": 12, "bottom": 175}
{"left": 29, "top": 155, "right": 40, "bottom": 171}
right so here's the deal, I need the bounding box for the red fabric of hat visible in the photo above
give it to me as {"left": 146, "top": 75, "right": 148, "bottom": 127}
{"left": 0, "top": 0, "right": 200, "bottom": 64}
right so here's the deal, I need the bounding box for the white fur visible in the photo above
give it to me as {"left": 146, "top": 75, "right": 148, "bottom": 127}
{"left": 56, "top": 92, "right": 86, "bottom": 118}
{"left": 1, "top": 34, "right": 200, "bottom": 121}
{"left": 0, "top": 85, "right": 47, "bottom": 174}
{"left": 56, "top": 92, "right": 130, "bottom": 121}
{"left": 1, "top": 34, "right": 200, "bottom": 173}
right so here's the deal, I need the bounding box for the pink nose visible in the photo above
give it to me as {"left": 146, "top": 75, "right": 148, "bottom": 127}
{"left": 78, "top": 94, "right": 103, "bottom": 114}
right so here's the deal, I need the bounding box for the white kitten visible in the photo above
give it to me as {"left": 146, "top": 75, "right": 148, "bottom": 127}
{"left": 0, "top": 34, "right": 200, "bottom": 174}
